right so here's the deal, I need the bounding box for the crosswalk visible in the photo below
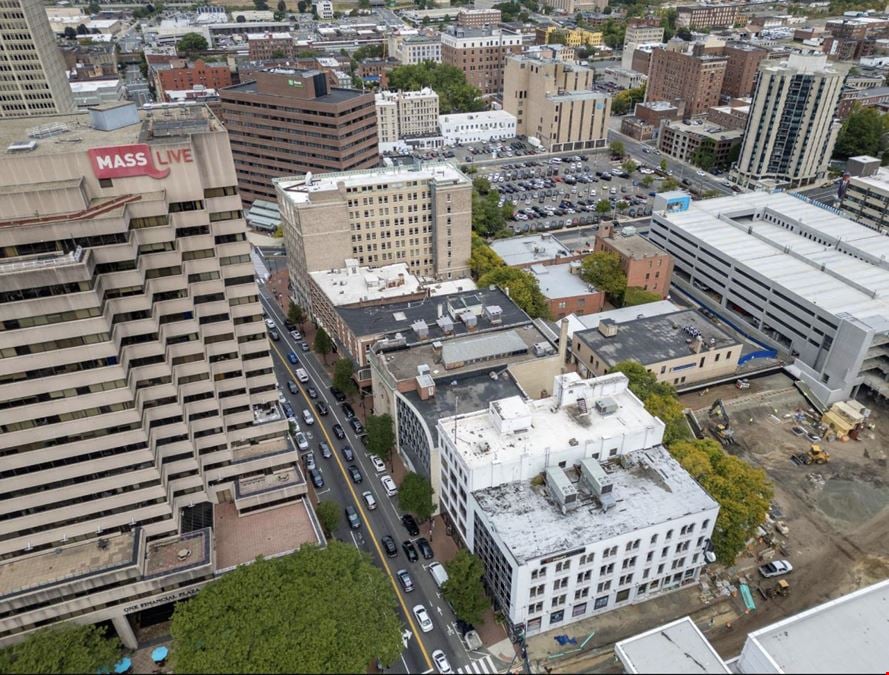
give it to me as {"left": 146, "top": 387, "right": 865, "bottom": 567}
{"left": 456, "top": 655, "right": 498, "bottom": 674}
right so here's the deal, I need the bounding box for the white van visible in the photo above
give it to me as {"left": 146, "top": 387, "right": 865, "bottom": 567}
{"left": 428, "top": 562, "right": 449, "bottom": 589}
{"left": 296, "top": 367, "right": 309, "bottom": 383}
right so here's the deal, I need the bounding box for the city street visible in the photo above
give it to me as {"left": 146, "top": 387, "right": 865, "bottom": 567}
{"left": 259, "top": 291, "right": 499, "bottom": 675}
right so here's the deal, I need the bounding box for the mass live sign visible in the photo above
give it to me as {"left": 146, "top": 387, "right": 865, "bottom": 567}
{"left": 87, "top": 143, "right": 194, "bottom": 180}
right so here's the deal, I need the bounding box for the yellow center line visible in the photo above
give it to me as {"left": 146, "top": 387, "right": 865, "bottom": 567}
{"left": 269, "top": 341, "right": 434, "bottom": 670}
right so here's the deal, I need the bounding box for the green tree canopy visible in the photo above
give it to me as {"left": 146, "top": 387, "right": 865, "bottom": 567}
{"left": 641, "top": 174, "right": 655, "bottom": 187}
{"left": 643, "top": 391, "right": 691, "bottom": 445}
{"left": 387, "top": 63, "right": 483, "bottom": 114}
{"left": 288, "top": 301, "right": 305, "bottom": 327}
{"left": 64, "top": 25, "right": 77, "bottom": 39}
{"left": 547, "top": 29, "right": 568, "bottom": 44}
{"left": 469, "top": 233, "right": 505, "bottom": 279}
{"left": 315, "top": 500, "right": 339, "bottom": 537}
{"left": 365, "top": 413, "right": 395, "bottom": 463}
{"left": 88, "top": 0, "right": 101, "bottom": 14}
{"left": 611, "top": 84, "right": 645, "bottom": 116}
{"left": 622, "top": 159, "right": 639, "bottom": 174}
{"left": 443, "top": 550, "right": 489, "bottom": 625}
{"left": 177, "top": 32, "right": 208, "bottom": 54}
{"left": 623, "top": 286, "right": 661, "bottom": 307}
{"left": 472, "top": 183, "right": 510, "bottom": 237}
{"left": 661, "top": 176, "right": 680, "bottom": 191}
{"left": 616, "top": 200, "right": 630, "bottom": 212}
{"left": 297, "top": 0, "right": 307, "bottom": 12}
{"left": 610, "top": 359, "right": 675, "bottom": 401}
{"left": 0, "top": 624, "right": 120, "bottom": 674}
{"left": 478, "top": 266, "right": 550, "bottom": 319}
{"left": 313, "top": 326, "right": 334, "bottom": 363}
{"left": 333, "top": 358, "right": 356, "bottom": 394}
{"left": 691, "top": 138, "right": 716, "bottom": 171}
{"left": 834, "top": 106, "right": 888, "bottom": 159}
{"left": 254, "top": 0, "right": 270, "bottom": 9}
{"left": 580, "top": 250, "right": 627, "bottom": 300}
{"left": 277, "top": 0, "right": 286, "bottom": 10}
{"left": 171, "top": 543, "right": 403, "bottom": 673}
{"left": 669, "top": 439, "right": 772, "bottom": 563}
{"left": 595, "top": 199, "right": 613, "bottom": 215}
{"left": 609, "top": 140, "right": 626, "bottom": 157}
{"left": 398, "top": 472, "right": 435, "bottom": 522}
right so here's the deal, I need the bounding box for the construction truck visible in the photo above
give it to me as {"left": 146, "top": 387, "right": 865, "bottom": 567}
{"left": 765, "top": 580, "right": 790, "bottom": 599}
{"left": 792, "top": 444, "right": 830, "bottom": 465}
{"left": 709, "top": 399, "right": 736, "bottom": 446}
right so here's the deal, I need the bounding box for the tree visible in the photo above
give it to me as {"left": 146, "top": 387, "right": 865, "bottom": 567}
{"left": 273, "top": 224, "right": 284, "bottom": 238}
{"left": 469, "top": 233, "right": 505, "bottom": 279}
{"left": 365, "top": 414, "right": 395, "bottom": 463}
{"left": 622, "top": 159, "right": 639, "bottom": 175}
{"left": 333, "top": 358, "right": 356, "bottom": 394}
{"left": 170, "top": 543, "right": 403, "bottom": 673}
{"left": 387, "top": 62, "right": 483, "bottom": 114}
{"left": 643, "top": 391, "right": 691, "bottom": 445}
{"left": 177, "top": 32, "right": 208, "bottom": 54}
{"left": 253, "top": 0, "right": 270, "bottom": 9}
{"left": 398, "top": 472, "right": 435, "bottom": 522}
{"left": 288, "top": 301, "right": 305, "bottom": 328}
{"left": 313, "top": 326, "right": 334, "bottom": 363}
{"left": 611, "top": 83, "right": 646, "bottom": 116}
{"left": 478, "top": 266, "right": 550, "bottom": 319}
{"left": 659, "top": 158, "right": 668, "bottom": 172}
{"left": 616, "top": 200, "right": 630, "bottom": 214}
{"left": 641, "top": 174, "right": 655, "bottom": 188}
{"left": 442, "top": 550, "right": 489, "bottom": 625}
{"left": 297, "top": 0, "right": 307, "bottom": 11}
{"left": 277, "top": 0, "right": 286, "bottom": 10}
{"left": 580, "top": 251, "right": 627, "bottom": 300}
{"left": 661, "top": 176, "right": 680, "bottom": 191}
{"left": 472, "top": 182, "right": 509, "bottom": 238}
{"left": 610, "top": 360, "right": 675, "bottom": 402}
{"left": 64, "top": 26, "right": 77, "bottom": 39}
{"left": 691, "top": 139, "right": 716, "bottom": 172}
{"left": 669, "top": 440, "right": 772, "bottom": 564}
{"left": 609, "top": 140, "right": 626, "bottom": 158}
{"left": 595, "top": 199, "right": 612, "bottom": 215}
{"left": 315, "top": 500, "right": 339, "bottom": 537}
{"left": 623, "top": 286, "right": 661, "bottom": 307}
{"left": 236, "top": 13, "right": 247, "bottom": 22}
{"left": 547, "top": 29, "right": 568, "bottom": 44}
{"left": 834, "top": 106, "right": 887, "bottom": 159}
{"left": 0, "top": 624, "right": 120, "bottom": 674}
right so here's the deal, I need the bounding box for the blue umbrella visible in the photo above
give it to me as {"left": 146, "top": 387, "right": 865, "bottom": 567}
{"left": 113, "top": 657, "right": 132, "bottom": 674}
{"left": 151, "top": 646, "right": 169, "bottom": 663}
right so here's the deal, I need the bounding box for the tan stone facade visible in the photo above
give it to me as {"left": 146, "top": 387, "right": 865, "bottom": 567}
{"left": 440, "top": 27, "right": 523, "bottom": 97}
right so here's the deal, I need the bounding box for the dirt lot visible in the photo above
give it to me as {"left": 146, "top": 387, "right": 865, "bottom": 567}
{"left": 680, "top": 373, "right": 889, "bottom": 656}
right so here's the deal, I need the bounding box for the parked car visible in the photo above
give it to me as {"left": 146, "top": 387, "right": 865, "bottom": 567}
{"left": 333, "top": 423, "right": 346, "bottom": 439}
{"left": 306, "top": 386, "right": 318, "bottom": 399}
{"left": 397, "top": 568, "right": 414, "bottom": 592}
{"left": 412, "top": 605, "right": 433, "bottom": 633}
{"left": 381, "top": 535, "right": 398, "bottom": 558}
{"left": 283, "top": 402, "right": 295, "bottom": 419}
{"left": 381, "top": 474, "right": 398, "bottom": 497}
{"left": 362, "top": 490, "right": 377, "bottom": 510}
{"left": 330, "top": 387, "right": 347, "bottom": 402}
{"left": 287, "top": 352, "right": 299, "bottom": 365}
{"left": 309, "top": 468, "right": 324, "bottom": 488}
{"left": 402, "top": 540, "right": 419, "bottom": 562}
{"left": 401, "top": 514, "right": 420, "bottom": 537}
{"left": 348, "top": 465, "right": 363, "bottom": 483}
{"left": 286, "top": 380, "right": 298, "bottom": 394}
{"left": 315, "top": 400, "right": 329, "bottom": 416}
{"left": 416, "top": 537, "right": 434, "bottom": 560}
{"left": 303, "top": 451, "right": 316, "bottom": 471}
{"left": 300, "top": 341, "right": 310, "bottom": 352}
{"left": 759, "top": 560, "right": 793, "bottom": 578}
{"left": 290, "top": 330, "right": 302, "bottom": 340}
{"left": 269, "top": 329, "right": 280, "bottom": 341}
{"left": 370, "top": 455, "right": 386, "bottom": 473}
{"left": 349, "top": 418, "right": 365, "bottom": 435}
{"left": 341, "top": 445, "right": 354, "bottom": 462}
{"left": 302, "top": 409, "right": 315, "bottom": 425}
{"left": 345, "top": 505, "right": 361, "bottom": 529}
{"left": 341, "top": 402, "right": 356, "bottom": 419}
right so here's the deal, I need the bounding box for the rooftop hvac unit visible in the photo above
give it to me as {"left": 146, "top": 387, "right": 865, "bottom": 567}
{"left": 545, "top": 467, "right": 578, "bottom": 515}
{"left": 620, "top": 225, "right": 637, "bottom": 237}
{"left": 595, "top": 397, "right": 618, "bottom": 415}
{"left": 412, "top": 319, "right": 429, "bottom": 339}
{"left": 533, "top": 342, "right": 555, "bottom": 357}
{"left": 417, "top": 363, "right": 431, "bottom": 376}
{"left": 436, "top": 316, "right": 454, "bottom": 334}
{"left": 483, "top": 305, "right": 503, "bottom": 324}
{"left": 579, "top": 457, "right": 616, "bottom": 511}
{"left": 460, "top": 312, "right": 477, "bottom": 328}
{"left": 598, "top": 318, "right": 618, "bottom": 337}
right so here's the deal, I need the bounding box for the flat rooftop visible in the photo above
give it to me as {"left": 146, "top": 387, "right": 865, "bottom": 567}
{"left": 143, "top": 529, "right": 212, "bottom": 577}
{"left": 575, "top": 309, "right": 738, "bottom": 367}
{"left": 548, "top": 300, "right": 681, "bottom": 339}
{"left": 552, "top": 226, "right": 599, "bottom": 254}
{"left": 275, "top": 162, "right": 469, "bottom": 206}
{"left": 615, "top": 616, "right": 731, "bottom": 674}
{"left": 310, "top": 261, "right": 422, "bottom": 306}
{"left": 490, "top": 233, "right": 573, "bottom": 266}
{"left": 338, "top": 286, "right": 527, "bottom": 340}
{"left": 0, "top": 531, "right": 137, "bottom": 599}
{"left": 745, "top": 577, "right": 889, "bottom": 673}
{"left": 223, "top": 80, "right": 364, "bottom": 105}
{"left": 529, "top": 262, "right": 594, "bottom": 299}
{"left": 599, "top": 232, "right": 667, "bottom": 260}
{"left": 664, "top": 119, "right": 744, "bottom": 142}
{"left": 213, "top": 500, "right": 322, "bottom": 571}
{"left": 439, "top": 373, "right": 661, "bottom": 471}
{"left": 655, "top": 191, "right": 889, "bottom": 324}
{"left": 0, "top": 105, "right": 220, "bottom": 159}
{"left": 473, "top": 446, "right": 718, "bottom": 563}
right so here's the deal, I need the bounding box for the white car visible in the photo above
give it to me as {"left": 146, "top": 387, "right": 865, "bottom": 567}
{"left": 759, "top": 560, "right": 793, "bottom": 578}
{"left": 362, "top": 490, "right": 377, "bottom": 510}
{"left": 696, "top": 169, "right": 706, "bottom": 176}
{"left": 290, "top": 330, "right": 302, "bottom": 340}
{"left": 302, "top": 409, "right": 315, "bottom": 425}
{"left": 381, "top": 474, "right": 398, "bottom": 497}
{"left": 432, "top": 650, "right": 452, "bottom": 674}
{"left": 265, "top": 318, "right": 275, "bottom": 329}
{"left": 370, "top": 455, "right": 386, "bottom": 473}
{"left": 295, "top": 432, "right": 309, "bottom": 451}
{"left": 412, "top": 604, "right": 433, "bottom": 633}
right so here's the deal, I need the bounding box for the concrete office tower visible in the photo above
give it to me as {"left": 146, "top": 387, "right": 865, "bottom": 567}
{"left": 732, "top": 54, "right": 844, "bottom": 190}
{"left": 275, "top": 163, "right": 472, "bottom": 310}
{"left": 375, "top": 88, "right": 440, "bottom": 149}
{"left": 0, "top": 103, "right": 314, "bottom": 646}
{"left": 440, "top": 26, "right": 523, "bottom": 97}
{"left": 622, "top": 21, "right": 664, "bottom": 71}
{"left": 220, "top": 69, "right": 378, "bottom": 204}
{"left": 645, "top": 42, "right": 727, "bottom": 117}
{"left": 502, "top": 55, "right": 611, "bottom": 152}
{"left": 0, "top": 0, "right": 75, "bottom": 117}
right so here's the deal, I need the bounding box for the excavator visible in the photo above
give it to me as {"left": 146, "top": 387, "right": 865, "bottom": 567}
{"left": 708, "top": 399, "right": 736, "bottom": 446}
{"left": 792, "top": 444, "right": 830, "bottom": 465}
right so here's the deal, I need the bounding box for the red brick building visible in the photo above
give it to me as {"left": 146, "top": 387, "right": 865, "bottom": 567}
{"left": 594, "top": 223, "right": 673, "bottom": 299}
{"left": 247, "top": 32, "right": 295, "bottom": 61}
{"left": 152, "top": 59, "right": 232, "bottom": 103}
{"left": 645, "top": 45, "right": 727, "bottom": 117}
{"left": 722, "top": 43, "right": 768, "bottom": 98}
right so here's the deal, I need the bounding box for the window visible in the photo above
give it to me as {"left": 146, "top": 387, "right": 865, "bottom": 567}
{"left": 571, "top": 603, "right": 587, "bottom": 617}
{"left": 549, "top": 609, "right": 565, "bottom": 624}
{"left": 616, "top": 589, "right": 630, "bottom": 602}
{"left": 594, "top": 596, "right": 609, "bottom": 610}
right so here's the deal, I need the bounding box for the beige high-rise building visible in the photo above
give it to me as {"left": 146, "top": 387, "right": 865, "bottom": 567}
{"left": 622, "top": 21, "right": 664, "bottom": 70}
{"left": 0, "top": 0, "right": 75, "bottom": 117}
{"left": 276, "top": 164, "right": 472, "bottom": 310}
{"left": 732, "top": 54, "right": 845, "bottom": 190}
{"left": 374, "top": 88, "right": 440, "bottom": 148}
{"left": 0, "top": 102, "right": 319, "bottom": 648}
{"left": 503, "top": 55, "right": 611, "bottom": 152}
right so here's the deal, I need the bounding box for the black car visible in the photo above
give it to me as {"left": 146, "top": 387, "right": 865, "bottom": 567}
{"left": 402, "top": 540, "right": 419, "bottom": 563}
{"left": 381, "top": 535, "right": 398, "bottom": 558}
{"left": 330, "top": 387, "right": 347, "bottom": 402}
{"left": 307, "top": 386, "right": 318, "bottom": 399}
{"left": 401, "top": 514, "right": 420, "bottom": 537}
{"left": 284, "top": 319, "right": 296, "bottom": 331}
{"left": 332, "top": 423, "right": 345, "bottom": 439}
{"left": 286, "top": 380, "right": 298, "bottom": 394}
{"left": 345, "top": 505, "right": 360, "bottom": 529}
{"left": 349, "top": 418, "right": 364, "bottom": 435}
{"left": 282, "top": 402, "right": 295, "bottom": 419}
{"left": 315, "top": 400, "right": 329, "bottom": 416}
{"left": 341, "top": 402, "right": 355, "bottom": 419}
{"left": 341, "top": 445, "right": 354, "bottom": 462}
{"left": 416, "top": 537, "right": 434, "bottom": 560}
{"left": 348, "top": 465, "right": 362, "bottom": 483}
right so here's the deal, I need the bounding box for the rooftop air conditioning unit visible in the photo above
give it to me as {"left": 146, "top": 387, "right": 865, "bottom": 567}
{"left": 545, "top": 467, "right": 579, "bottom": 515}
